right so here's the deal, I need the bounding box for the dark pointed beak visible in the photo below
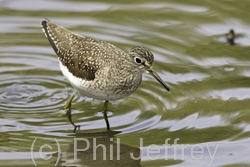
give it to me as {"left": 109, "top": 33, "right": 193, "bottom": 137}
{"left": 147, "top": 69, "right": 170, "bottom": 91}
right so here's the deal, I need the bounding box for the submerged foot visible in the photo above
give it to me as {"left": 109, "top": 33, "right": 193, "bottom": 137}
{"left": 102, "top": 100, "right": 110, "bottom": 131}
{"left": 65, "top": 108, "right": 80, "bottom": 132}
{"left": 65, "top": 95, "right": 80, "bottom": 132}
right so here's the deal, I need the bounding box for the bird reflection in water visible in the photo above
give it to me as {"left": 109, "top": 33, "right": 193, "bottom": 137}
{"left": 51, "top": 131, "right": 141, "bottom": 167}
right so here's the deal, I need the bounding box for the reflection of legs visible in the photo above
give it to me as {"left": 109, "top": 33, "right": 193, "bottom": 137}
{"left": 102, "top": 100, "right": 110, "bottom": 131}
{"left": 65, "top": 95, "right": 80, "bottom": 132}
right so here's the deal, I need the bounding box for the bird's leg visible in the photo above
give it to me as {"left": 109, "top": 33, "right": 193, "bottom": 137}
{"left": 64, "top": 95, "right": 80, "bottom": 132}
{"left": 102, "top": 100, "right": 110, "bottom": 131}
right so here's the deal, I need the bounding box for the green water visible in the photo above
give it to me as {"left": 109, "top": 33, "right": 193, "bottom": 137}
{"left": 1, "top": 0, "right": 250, "bottom": 166}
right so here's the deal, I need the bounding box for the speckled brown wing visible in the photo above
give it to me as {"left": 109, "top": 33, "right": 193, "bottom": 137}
{"left": 41, "top": 19, "right": 101, "bottom": 81}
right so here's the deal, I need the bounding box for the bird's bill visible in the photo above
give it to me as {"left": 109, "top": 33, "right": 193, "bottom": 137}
{"left": 147, "top": 69, "right": 170, "bottom": 91}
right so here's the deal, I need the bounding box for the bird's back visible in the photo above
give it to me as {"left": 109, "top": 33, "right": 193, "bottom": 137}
{"left": 41, "top": 20, "right": 126, "bottom": 81}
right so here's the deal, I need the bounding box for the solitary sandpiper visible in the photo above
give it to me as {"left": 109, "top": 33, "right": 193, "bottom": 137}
{"left": 41, "top": 19, "right": 170, "bottom": 132}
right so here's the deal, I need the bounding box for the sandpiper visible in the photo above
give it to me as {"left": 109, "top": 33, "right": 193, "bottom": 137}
{"left": 41, "top": 19, "right": 170, "bottom": 132}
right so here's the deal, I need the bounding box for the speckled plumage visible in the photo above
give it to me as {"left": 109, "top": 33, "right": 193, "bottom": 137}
{"left": 41, "top": 19, "right": 169, "bottom": 101}
{"left": 41, "top": 19, "right": 170, "bottom": 131}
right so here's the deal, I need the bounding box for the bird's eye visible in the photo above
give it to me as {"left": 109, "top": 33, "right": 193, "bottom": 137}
{"left": 134, "top": 57, "right": 142, "bottom": 64}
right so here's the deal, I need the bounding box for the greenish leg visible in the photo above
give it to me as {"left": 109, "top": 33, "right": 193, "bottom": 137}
{"left": 65, "top": 95, "right": 80, "bottom": 132}
{"left": 102, "top": 100, "right": 110, "bottom": 131}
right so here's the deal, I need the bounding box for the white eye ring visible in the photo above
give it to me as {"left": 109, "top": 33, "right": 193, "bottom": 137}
{"left": 134, "top": 57, "right": 142, "bottom": 64}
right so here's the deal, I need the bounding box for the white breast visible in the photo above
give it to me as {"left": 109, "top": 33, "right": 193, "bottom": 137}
{"left": 59, "top": 61, "right": 133, "bottom": 101}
